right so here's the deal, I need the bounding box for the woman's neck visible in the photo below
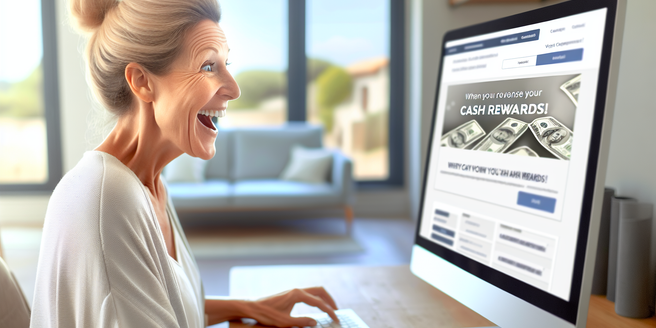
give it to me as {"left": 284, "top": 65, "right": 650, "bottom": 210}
{"left": 96, "top": 104, "right": 182, "bottom": 199}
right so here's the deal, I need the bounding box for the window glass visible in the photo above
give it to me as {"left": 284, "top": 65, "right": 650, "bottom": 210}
{"left": 306, "top": 0, "right": 390, "bottom": 180}
{"left": 219, "top": 0, "right": 288, "bottom": 127}
{"left": 0, "top": 0, "right": 48, "bottom": 184}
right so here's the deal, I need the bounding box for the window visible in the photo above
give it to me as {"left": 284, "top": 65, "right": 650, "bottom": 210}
{"left": 218, "top": 0, "right": 288, "bottom": 128}
{"left": 305, "top": 0, "right": 391, "bottom": 181}
{"left": 287, "top": 0, "right": 404, "bottom": 186}
{"left": 0, "top": 0, "right": 62, "bottom": 192}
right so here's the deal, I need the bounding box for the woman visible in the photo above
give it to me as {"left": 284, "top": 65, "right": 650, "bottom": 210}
{"left": 30, "top": 0, "right": 339, "bottom": 327}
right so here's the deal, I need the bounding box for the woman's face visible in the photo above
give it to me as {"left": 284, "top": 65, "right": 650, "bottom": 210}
{"left": 150, "top": 19, "right": 239, "bottom": 160}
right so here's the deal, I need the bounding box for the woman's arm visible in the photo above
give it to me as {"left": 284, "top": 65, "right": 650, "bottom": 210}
{"left": 205, "top": 287, "right": 339, "bottom": 327}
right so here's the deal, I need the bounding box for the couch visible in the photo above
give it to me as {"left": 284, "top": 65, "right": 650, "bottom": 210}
{"left": 165, "top": 123, "right": 356, "bottom": 232}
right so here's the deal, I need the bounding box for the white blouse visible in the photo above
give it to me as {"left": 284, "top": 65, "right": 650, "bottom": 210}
{"left": 30, "top": 151, "right": 205, "bottom": 328}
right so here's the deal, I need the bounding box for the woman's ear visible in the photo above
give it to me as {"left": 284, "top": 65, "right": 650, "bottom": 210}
{"left": 125, "top": 63, "right": 154, "bottom": 103}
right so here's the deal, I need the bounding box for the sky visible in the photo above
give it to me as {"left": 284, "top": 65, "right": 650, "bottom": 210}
{"left": 220, "top": 0, "right": 389, "bottom": 75}
{"left": 306, "top": 0, "right": 389, "bottom": 68}
{"left": 0, "top": 0, "right": 389, "bottom": 82}
{"left": 0, "top": 0, "right": 43, "bottom": 83}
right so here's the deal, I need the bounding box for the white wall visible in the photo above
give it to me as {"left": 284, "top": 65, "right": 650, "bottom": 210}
{"left": 604, "top": 0, "right": 656, "bottom": 279}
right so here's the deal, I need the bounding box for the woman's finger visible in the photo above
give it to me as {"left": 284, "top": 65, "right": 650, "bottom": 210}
{"left": 302, "top": 287, "right": 339, "bottom": 310}
{"left": 282, "top": 315, "right": 318, "bottom": 328}
{"left": 295, "top": 290, "right": 340, "bottom": 323}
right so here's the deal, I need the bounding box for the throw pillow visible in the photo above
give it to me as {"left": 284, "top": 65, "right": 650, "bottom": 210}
{"left": 164, "top": 153, "right": 208, "bottom": 183}
{"left": 280, "top": 145, "right": 333, "bottom": 184}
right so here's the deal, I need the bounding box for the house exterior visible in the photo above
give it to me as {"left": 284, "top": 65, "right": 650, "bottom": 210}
{"left": 333, "top": 57, "right": 390, "bottom": 155}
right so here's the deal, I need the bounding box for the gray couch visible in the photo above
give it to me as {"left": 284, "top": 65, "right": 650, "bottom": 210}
{"left": 166, "top": 124, "right": 355, "bottom": 231}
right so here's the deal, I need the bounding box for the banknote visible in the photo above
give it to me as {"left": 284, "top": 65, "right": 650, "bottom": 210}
{"left": 507, "top": 146, "right": 539, "bottom": 157}
{"left": 440, "top": 119, "right": 486, "bottom": 149}
{"left": 472, "top": 118, "right": 528, "bottom": 153}
{"left": 529, "top": 117, "right": 573, "bottom": 160}
{"left": 560, "top": 74, "right": 581, "bottom": 107}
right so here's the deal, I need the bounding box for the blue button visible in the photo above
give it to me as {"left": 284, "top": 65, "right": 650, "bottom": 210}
{"left": 435, "top": 208, "right": 450, "bottom": 217}
{"left": 536, "top": 48, "right": 583, "bottom": 66}
{"left": 517, "top": 191, "right": 556, "bottom": 213}
{"left": 432, "top": 224, "right": 455, "bottom": 238}
{"left": 431, "top": 233, "right": 454, "bottom": 246}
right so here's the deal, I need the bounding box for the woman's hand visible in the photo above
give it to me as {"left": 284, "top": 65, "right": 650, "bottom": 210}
{"left": 244, "top": 287, "right": 339, "bottom": 327}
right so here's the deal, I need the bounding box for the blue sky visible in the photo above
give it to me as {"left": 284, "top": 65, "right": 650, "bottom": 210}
{"left": 220, "top": 0, "right": 389, "bottom": 75}
{"left": 0, "top": 0, "right": 43, "bottom": 83}
{"left": 0, "top": 0, "right": 389, "bottom": 82}
{"left": 306, "top": 0, "right": 389, "bottom": 68}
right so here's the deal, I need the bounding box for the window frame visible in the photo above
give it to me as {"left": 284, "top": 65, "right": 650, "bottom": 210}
{"left": 287, "top": 0, "right": 405, "bottom": 187}
{"left": 0, "top": 0, "right": 63, "bottom": 194}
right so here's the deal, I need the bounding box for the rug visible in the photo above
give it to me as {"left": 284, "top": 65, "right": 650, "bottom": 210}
{"left": 186, "top": 228, "right": 364, "bottom": 259}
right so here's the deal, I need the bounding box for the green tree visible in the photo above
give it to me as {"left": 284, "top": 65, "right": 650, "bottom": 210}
{"left": 307, "top": 58, "right": 332, "bottom": 82}
{"left": 0, "top": 63, "right": 44, "bottom": 118}
{"left": 316, "top": 66, "right": 352, "bottom": 131}
{"left": 229, "top": 70, "right": 286, "bottom": 109}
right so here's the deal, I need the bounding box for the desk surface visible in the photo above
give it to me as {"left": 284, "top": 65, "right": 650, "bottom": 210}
{"left": 228, "top": 264, "right": 656, "bottom": 328}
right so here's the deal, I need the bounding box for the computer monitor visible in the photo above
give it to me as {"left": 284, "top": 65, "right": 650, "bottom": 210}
{"left": 410, "top": 1, "right": 626, "bottom": 327}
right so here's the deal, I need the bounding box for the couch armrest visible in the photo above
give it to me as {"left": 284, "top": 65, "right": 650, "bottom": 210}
{"left": 331, "top": 151, "right": 356, "bottom": 205}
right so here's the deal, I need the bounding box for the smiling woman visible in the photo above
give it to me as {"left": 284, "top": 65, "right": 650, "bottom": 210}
{"left": 29, "top": 0, "right": 339, "bottom": 327}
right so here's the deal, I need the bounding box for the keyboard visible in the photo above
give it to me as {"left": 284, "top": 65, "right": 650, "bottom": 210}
{"left": 299, "top": 309, "right": 370, "bottom": 328}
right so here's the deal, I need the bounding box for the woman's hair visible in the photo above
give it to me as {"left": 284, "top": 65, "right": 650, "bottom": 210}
{"left": 69, "top": 0, "right": 221, "bottom": 115}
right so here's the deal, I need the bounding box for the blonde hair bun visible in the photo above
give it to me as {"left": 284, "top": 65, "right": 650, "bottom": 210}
{"left": 69, "top": 0, "right": 118, "bottom": 33}
{"left": 69, "top": 0, "right": 220, "bottom": 115}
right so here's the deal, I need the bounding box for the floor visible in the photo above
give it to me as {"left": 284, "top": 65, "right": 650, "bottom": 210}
{"left": 1, "top": 216, "right": 417, "bottom": 304}
{"left": 191, "top": 217, "right": 416, "bottom": 296}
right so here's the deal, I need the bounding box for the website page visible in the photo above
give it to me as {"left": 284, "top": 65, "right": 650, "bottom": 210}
{"left": 420, "top": 8, "right": 607, "bottom": 301}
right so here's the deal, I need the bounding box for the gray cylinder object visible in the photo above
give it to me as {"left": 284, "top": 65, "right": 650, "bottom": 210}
{"left": 607, "top": 196, "right": 636, "bottom": 302}
{"left": 591, "top": 188, "right": 615, "bottom": 295}
{"left": 615, "top": 202, "right": 652, "bottom": 318}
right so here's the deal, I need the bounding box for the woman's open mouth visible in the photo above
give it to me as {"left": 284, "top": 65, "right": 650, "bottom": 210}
{"left": 197, "top": 109, "right": 225, "bottom": 131}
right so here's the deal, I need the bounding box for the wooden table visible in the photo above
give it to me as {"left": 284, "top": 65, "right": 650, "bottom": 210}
{"left": 228, "top": 264, "right": 656, "bottom": 328}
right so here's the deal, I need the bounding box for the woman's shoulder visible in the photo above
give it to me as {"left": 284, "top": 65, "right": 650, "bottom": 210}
{"left": 43, "top": 151, "right": 166, "bottom": 278}
{"left": 47, "top": 151, "right": 152, "bottom": 228}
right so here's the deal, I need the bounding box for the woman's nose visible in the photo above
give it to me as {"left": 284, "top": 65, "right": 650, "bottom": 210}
{"left": 220, "top": 70, "right": 240, "bottom": 101}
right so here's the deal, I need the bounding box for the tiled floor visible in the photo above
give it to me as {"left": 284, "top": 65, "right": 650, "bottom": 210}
{"left": 1, "top": 217, "right": 417, "bottom": 304}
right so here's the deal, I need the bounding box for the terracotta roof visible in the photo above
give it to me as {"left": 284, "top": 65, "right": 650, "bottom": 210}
{"left": 346, "top": 57, "right": 389, "bottom": 77}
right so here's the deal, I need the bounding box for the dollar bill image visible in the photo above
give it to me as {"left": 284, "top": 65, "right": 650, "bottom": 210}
{"left": 440, "top": 119, "right": 486, "bottom": 149}
{"left": 507, "top": 146, "right": 539, "bottom": 157}
{"left": 472, "top": 117, "right": 528, "bottom": 153}
{"left": 529, "top": 116, "right": 573, "bottom": 160}
{"left": 560, "top": 74, "right": 581, "bottom": 107}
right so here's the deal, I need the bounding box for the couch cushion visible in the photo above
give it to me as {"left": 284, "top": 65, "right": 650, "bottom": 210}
{"left": 232, "top": 180, "right": 340, "bottom": 208}
{"left": 232, "top": 124, "right": 323, "bottom": 180}
{"left": 164, "top": 153, "right": 208, "bottom": 183}
{"left": 205, "top": 129, "right": 231, "bottom": 180}
{"left": 167, "top": 180, "right": 232, "bottom": 210}
{"left": 280, "top": 146, "right": 333, "bottom": 184}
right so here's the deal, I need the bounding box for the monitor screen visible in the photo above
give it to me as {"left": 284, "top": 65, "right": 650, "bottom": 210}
{"left": 414, "top": 1, "right": 623, "bottom": 325}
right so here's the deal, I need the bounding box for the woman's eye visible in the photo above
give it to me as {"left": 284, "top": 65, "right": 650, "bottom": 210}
{"left": 201, "top": 63, "right": 214, "bottom": 72}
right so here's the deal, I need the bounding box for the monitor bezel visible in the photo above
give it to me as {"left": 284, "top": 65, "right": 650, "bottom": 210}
{"left": 413, "top": 0, "right": 622, "bottom": 324}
